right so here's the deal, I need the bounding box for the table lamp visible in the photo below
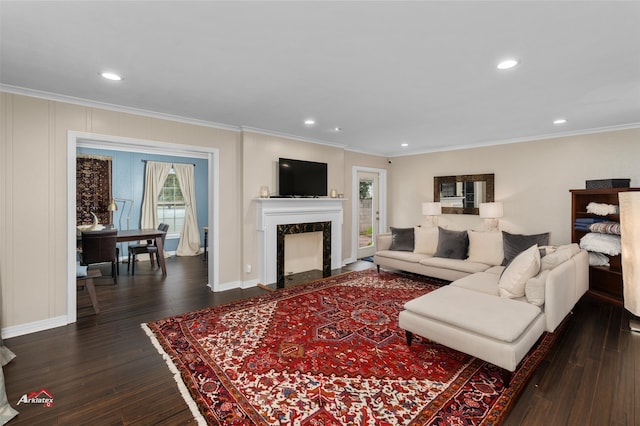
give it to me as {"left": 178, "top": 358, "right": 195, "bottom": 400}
{"left": 479, "top": 202, "right": 503, "bottom": 231}
{"left": 422, "top": 202, "right": 442, "bottom": 226}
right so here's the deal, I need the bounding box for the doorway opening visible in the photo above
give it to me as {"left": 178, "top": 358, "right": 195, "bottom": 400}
{"left": 67, "top": 131, "right": 219, "bottom": 324}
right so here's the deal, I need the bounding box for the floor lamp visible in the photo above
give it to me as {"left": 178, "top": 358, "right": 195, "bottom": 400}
{"left": 112, "top": 198, "right": 133, "bottom": 231}
{"left": 110, "top": 198, "right": 133, "bottom": 264}
{"left": 619, "top": 192, "right": 640, "bottom": 332}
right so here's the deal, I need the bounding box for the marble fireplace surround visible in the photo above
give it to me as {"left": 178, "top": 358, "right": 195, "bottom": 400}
{"left": 278, "top": 222, "right": 330, "bottom": 288}
{"left": 256, "top": 198, "right": 345, "bottom": 287}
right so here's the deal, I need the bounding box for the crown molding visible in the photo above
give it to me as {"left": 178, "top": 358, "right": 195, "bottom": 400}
{"left": 388, "top": 122, "right": 640, "bottom": 158}
{"left": 1, "top": 84, "right": 356, "bottom": 153}
{"left": 240, "top": 126, "right": 347, "bottom": 151}
{"left": 0, "top": 84, "right": 241, "bottom": 133}
{"left": 4, "top": 84, "right": 637, "bottom": 159}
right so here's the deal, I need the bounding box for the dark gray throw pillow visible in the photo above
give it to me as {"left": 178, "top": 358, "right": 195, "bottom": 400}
{"left": 389, "top": 227, "right": 415, "bottom": 251}
{"left": 434, "top": 227, "right": 469, "bottom": 259}
{"left": 502, "top": 231, "right": 550, "bottom": 266}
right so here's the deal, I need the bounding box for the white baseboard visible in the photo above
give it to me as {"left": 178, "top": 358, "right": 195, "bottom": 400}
{"left": 209, "top": 278, "right": 261, "bottom": 292}
{"left": 242, "top": 278, "right": 261, "bottom": 289}
{"left": 1, "top": 315, "right": 69, "bottom": 339}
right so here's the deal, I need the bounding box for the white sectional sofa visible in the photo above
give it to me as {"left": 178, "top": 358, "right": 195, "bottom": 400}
{"left": 374, "top": 226, "right": 589, "bottom": 386}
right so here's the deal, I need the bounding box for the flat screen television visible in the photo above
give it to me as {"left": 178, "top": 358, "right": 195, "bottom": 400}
{"left": 278, "top": 158, "right": 328, "bottom": 197}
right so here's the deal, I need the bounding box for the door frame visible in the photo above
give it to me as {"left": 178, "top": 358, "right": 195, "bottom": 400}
{"left": 67, "top": 131, "right": 219, "bottom": 323}
{"left": 351, "top": 166, "right": 387, "bottom": 262}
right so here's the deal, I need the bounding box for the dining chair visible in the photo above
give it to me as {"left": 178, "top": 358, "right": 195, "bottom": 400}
{"left": 80, "top": 229, "right": 118, "bottom": 284}
{"left": 128, "top": 223, "right": 170, "bottom": 275}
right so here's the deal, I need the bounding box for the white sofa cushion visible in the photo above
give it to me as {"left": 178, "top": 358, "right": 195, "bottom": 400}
{"left": 451, "top": 271, "right": 500, "bottom": 296}
{"left": 404, "top": 286, "right": 542, "bottom": 343}
{"left": 419, "top": 257, "right": 490, "bottom": 274}
{"left": 541, "top": 243, "right": 580, "bottom": 271}
{"left": 498, "top": 244, "right": 541, "bottom": 298}
{"left": 413, "top": 226, "right": 438, "bottom": 255}
{"left": 374, "top": 250, "right": 429, "bottom": 264}
{"left": 467, "top": 230, "right": 504, "bottom": 266}
{"left": 525, "top": 269, "right": 550, "bottom": 306}
{"left": 485, "top": 265, "right": 506, "bottom": 275}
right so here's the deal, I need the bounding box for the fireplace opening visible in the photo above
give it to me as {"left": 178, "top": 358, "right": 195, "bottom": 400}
{"left": 284, "top": 231, "right": 323, "bottom": 276}
{"left": 277, "top": 221, "right": 331, "bottom": 288}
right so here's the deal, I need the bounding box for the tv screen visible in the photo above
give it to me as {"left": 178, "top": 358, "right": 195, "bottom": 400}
{"left": 278, "top": 158, "right": 328, "bottom": 197}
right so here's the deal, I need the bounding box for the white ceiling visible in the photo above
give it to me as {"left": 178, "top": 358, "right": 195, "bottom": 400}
{"left": 1, "top": 1, "right": 639, "bottom": 157}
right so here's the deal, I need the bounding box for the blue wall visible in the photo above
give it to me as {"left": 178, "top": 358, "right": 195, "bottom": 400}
{"left": 77, "top": 148, "right": 208, "bottom": 255}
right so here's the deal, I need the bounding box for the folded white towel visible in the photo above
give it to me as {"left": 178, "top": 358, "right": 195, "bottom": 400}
{"left": 588, "top": 251, "right": 610, "bottom": 267}
{"left": 580, "top": 232, "right": 621, "bottom": 256}
{"left": 586, "top": 202, "right": 619, "bottom": 216}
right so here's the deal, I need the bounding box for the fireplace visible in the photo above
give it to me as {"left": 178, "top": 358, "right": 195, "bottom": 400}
{"left": 256, "top": 198, "right": 345, "bottom": 287}
{"left": 277, "top": 221, "right": 331, "bottom": 288}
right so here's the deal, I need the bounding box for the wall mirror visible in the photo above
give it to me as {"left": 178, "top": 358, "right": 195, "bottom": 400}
{"left": 434, "top": 173, "right": 494, "bottom": 215}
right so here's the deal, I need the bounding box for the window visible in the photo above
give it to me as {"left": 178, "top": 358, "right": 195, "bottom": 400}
{"left": 157, "top": 169, "right": 185, "bottom": 235}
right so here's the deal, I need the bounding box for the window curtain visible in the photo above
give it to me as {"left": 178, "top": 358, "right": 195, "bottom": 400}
{"left": 140, "top": 161, "right": 172, "bottom": 230}
{"left": 173, "top": 163, "right": 201, "bottom": 256}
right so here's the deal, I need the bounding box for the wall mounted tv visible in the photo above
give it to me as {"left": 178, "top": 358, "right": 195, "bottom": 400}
{"left": 278, "top": 158, "right": 328, "bottom": 197}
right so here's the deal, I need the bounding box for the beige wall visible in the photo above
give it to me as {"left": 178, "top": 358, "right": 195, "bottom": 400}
{"left": 0, "top": 93, "right": 241, "bottom": 331}
{"left": 388, "top": 128, "right": 640, "bottom": 245}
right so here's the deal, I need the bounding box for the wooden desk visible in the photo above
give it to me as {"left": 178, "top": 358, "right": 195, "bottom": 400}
{"left": 117, "top": 229, "right": 167, "bottom": 276}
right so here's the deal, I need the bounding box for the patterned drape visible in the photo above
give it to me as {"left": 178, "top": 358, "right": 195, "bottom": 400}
{"left": 76, "top": 155, "right": 112, "bottom": 225}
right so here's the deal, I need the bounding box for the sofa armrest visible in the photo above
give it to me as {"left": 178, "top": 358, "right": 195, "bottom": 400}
{"left": 544, "top": 249, "right": 588, "bottom": 332}
{"left": 376, "top": 233, "right": 392, "bottom": 251}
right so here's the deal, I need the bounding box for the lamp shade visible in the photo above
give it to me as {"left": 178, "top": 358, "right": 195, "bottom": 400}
{"left": 422, "top": 202, "right": 442, "bottom": 216}
{"left": 108, "top": 198, "right": 118, "bottom": 211}
{"left": 479, "top": 202, "right": 503, "bottom": 219}
{"left": 620, "top": 192, "right": 640, "bottom": 316}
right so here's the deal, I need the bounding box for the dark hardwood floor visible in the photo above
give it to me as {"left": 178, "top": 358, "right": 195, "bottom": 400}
{"left": 3, "top": 256, "right": 637, "bottom": 425}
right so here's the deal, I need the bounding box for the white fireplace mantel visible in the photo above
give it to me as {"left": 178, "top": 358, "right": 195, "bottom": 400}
{"left": 255, "top": 198, "right": 346, "bottom": 285}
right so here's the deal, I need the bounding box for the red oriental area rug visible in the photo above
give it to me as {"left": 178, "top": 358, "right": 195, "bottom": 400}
{"left": 143, "top": 270, "right": 558, "bottom": 425}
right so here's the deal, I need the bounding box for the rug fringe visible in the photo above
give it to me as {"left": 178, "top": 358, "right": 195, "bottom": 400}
{"left": 141, "top": 323, "right": 207, "bottom": 425}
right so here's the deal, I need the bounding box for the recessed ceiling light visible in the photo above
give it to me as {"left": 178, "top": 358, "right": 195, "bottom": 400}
{"left": 333, "top": 127, "right": 342, "bottom": 132}
{"left": 100, "top": 72, "right": 123, "bottom": 81}
{"left": 304, "top": 119, "right": 316, "bottom": 126}
{"left": 553, "top": 118, "right": 567, "bottom": 125}
{"left": 401, "top": 143, "right": 409, "bottom": 147}
{"left": 497, "top": 59, "right": 518, "bottom": 70}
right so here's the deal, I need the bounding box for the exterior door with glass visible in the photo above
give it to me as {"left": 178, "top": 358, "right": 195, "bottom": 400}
{"left": 357, "top": 171, "right": 380, "bottom": 259}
